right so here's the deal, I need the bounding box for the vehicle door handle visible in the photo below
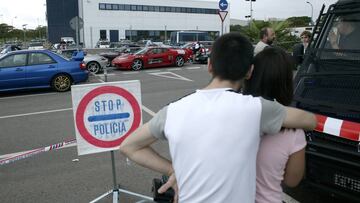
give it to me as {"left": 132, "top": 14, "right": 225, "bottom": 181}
{"left": 15, "top": 68, "right": 23, "bottom": 71}
{"left": 48, "top": 65, "right": 55, "bottom": 68}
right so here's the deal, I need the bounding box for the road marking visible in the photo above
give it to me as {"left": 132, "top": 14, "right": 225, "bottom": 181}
{"left": 145, "top": 70, "right": 161, "bottom": 73}
{"left": 166, "top": 68, "right": 181, "bottom": 71}
{"left": 0, "top": 108, "right": 73, "bottom": 119}
{"left": 283, "top": 193, "right": 300, "bottom": 203}
{"left": 122, "top": 71, "right": 140, "bottom": 74}
{"left": 0, "top": 92, "right": 57, "bottom": 100}
{"left": 142, "top": 105, "right": 155, "bottom": 116}
{"left": 149, "top": 72, "right": 193, "bottom": 81}
{"left": 186, "top": 67, "right": 201, "bottom": 70}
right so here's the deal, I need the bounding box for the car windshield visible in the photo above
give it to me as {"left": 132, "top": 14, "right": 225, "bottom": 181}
{"left": 134, "top": 48, "right": 148, "bottom": 55}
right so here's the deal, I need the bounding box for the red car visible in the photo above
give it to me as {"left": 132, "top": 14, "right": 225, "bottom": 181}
{"left": 112, "top": 47, "right": 190, "bottom": 70}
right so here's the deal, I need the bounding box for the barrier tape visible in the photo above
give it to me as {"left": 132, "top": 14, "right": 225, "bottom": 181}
{"left": 0, "top": 139, "right": 76, "bottom": 166}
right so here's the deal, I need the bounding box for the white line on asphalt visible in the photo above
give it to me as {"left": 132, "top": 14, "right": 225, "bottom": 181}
{"left": 141, "top": 105, "right": 156, "bottom": 116}
{"left": 186, "top": 67, "right": 201, "bottom": 70}
{"left": 166, "top": 68, "right": 181, "bottom": 71}
{"left": 149, "top": 72, "right": 193, "bottom": 81}
{"left": 122, "top": 71, "right": 139, "bottom": 74}
{"left": 89, "top": 72, "right": 105, "bottom": 83}
{"left": 145, "top": 70, "right": 161, "bottom": 73}
{"left": 283, "top": 193, "right": 300, "bottom": 203}
{"left": 0, "top": 108, "right": 73, "bottom": 119}
{"left": 0, "top": 93, "right": 57, "bottom": 100}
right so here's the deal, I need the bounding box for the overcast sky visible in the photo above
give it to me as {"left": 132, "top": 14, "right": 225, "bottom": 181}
{"left": 0, "top": 0, "right": 338, "bottom": 29}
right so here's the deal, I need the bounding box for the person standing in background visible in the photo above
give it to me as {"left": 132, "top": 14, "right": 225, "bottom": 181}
{"left": 293, "top": 31, "right": 311, "bottom": 67}
{"left": 254, "top": 27, "right": 276, "bottom": 56}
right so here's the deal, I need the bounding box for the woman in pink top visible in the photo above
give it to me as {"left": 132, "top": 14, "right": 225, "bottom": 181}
{"left": 244, "top": 47, "right": 306, "bottom": 203}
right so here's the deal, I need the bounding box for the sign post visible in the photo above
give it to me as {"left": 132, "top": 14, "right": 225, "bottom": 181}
{"left": 72, "top": 81, "right": 149, "bottom": 203}
{"left": 218, "top": 0, "right": 229, "bottom": 35}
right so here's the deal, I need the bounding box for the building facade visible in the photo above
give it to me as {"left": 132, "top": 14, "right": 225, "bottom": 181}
{"left": 47, "top": 0, "right": 230, "bottom": 48}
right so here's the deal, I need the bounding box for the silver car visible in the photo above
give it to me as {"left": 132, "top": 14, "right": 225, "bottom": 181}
{"left": 83, "top": 54, "right": 108, "bottom": 74}
{"left": 56, "top": 49, "right": 108, "bottom": 74}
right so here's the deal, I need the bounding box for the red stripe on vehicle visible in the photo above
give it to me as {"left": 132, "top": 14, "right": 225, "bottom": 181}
{"left": 315, "top": 114, "right": 327, "bottom": 132}
{"left": 340, "top": 120, "right": 360, "bottom": 141}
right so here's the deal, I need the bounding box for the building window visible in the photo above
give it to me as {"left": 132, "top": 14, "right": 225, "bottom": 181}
{"left": 98, "top": 3, "right": 218, "bottom": 15}
{"left": 99, "top": 3, "right": 106, "bottom": 10}
{"left": 112, "top": 4, "right": 119, "bottom": 10}
{"left": 100, "top": 30, "right": 107, "bottom": 40}
{"left": 105, "top": 4, "right": 112, "bottom": 10}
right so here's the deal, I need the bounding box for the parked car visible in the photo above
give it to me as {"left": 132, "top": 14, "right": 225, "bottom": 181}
{"left": 96, "top": 40, "right": 110, "bottom": 48}
{"left": 0, "top": 44, "right": 22, "bottom": 56}
{"left": 28, "top": 42, "right": 44, "bottom": 50}
{"left": 57, "top": 49, "right": 108, "bottom": 74}
{"left": 112, "top": 47, "right": 190, "bottom": 70}
{"left": 99, "top": 46, "right": 143, "bottom": 66}
{"left": 0, "top": 49, "right": 88, "bottom": 92}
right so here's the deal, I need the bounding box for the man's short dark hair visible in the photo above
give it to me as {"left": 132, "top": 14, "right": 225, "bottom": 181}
{"left": 259, "top": 27, "right": 269, "bottom": 39}
{"left": 243, "top": 47, "right": 294, "bottom": 106}
{"left": 210, "top": 33, "right": 254, "bottom": 81}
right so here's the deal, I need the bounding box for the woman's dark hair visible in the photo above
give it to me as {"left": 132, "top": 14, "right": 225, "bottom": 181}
{"left": 243, "top": 47, "right": 295, "bottom": 106}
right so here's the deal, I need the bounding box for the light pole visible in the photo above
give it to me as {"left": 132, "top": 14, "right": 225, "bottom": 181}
{"left": 306, "top": 1, "right": 314, "bottom": 25}
{"left": 245, "top": 0, "right": 256, "bottom": 22}
{"left": 22, "top": 24, "right": 27, "bottom": 45}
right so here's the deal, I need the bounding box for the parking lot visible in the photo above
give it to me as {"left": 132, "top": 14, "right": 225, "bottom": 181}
{"left": 0, "top": 64, "right": 351, "bottom": 203}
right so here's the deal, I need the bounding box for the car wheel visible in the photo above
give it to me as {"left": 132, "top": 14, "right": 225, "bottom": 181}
{"left": 51, "top": 74, "right": 72, "bottom": 92}
{"left": 175, "top": 56, "right": 185, "bottom": 67}
{"left": 87, "top": 61, "right": 101, "bottom": 74}
{"left": 131, "top": 59, "right": 143, "bottom": 71}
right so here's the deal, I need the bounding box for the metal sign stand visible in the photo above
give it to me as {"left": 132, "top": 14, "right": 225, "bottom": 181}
{"left": 88, "top": 68, "right": 154, "bottom": 203}
{"left": 218, "top": 0, "right": 228, "bottom": 35}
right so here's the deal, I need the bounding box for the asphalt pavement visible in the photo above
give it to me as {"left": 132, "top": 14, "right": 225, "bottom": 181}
{"left": 0, "top": 63, "right": 349, "bottom": 203}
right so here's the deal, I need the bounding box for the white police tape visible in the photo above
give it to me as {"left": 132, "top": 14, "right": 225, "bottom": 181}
{"left": 0, "top": 139, "right": 76, "bottom": 166}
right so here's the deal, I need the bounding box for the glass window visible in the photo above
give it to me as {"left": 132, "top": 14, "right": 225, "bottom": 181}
{"left": 186, "top": 8, "right": 192, "bottom": 13}
{"left": 131, "top": 5, "right": 137, "bottom": 11}
{"left": 119, "top": 4, "right": 124, "bottom": 10}
{"left": 137, "top": 5, "right": 142, "bottom": 11}
{"left": 171, "top": 7, "right": 176, "bottom": 12}
{"left": 175, "top": 7, "right": 181, "bottom": 13}
{"left": 106, "top": 4, "right": 112, "bottom": 10}
{"left": 0, "top": 54, "right": 27, "bottom": 68}
{"left": 112, "top": 4, "right": 119, "bottom": 10}
{"left": 100, "top": 30, "right": 107, "bottom": 40}
{"left": 149, "top": 6, "right": 155, "bottom": 11}
{"left": 99, "top": 3, "right": 106, "bottom": 10}
{"left": 181, "top": 7, "right": 186, "bottom": 13}
{"left": 166, "top": 7, "right": 171, "bottom": 12}
{"left": 154, "top": 6, "right": 160, "bottom": 12}
{"left": 160, "top": 6, "right": 165, "bottom": 12}
{"left": 29, "top": 53, "right": 55, "bottom": 65}
{"left": 124, "top": 4, "right": 131, "bottom": 11}
{"left": 143, "top": 5, "right": 149, "bottom": 11}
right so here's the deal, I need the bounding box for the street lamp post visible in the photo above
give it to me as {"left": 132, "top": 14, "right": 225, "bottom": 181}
{"left": 22, "top": 24, "right": 27, "bottom": 46}
{"left": 306, "top": 1, "right": 314, "bottom": 25}
{"left": 245, "top": 0, "right": 256, "bottom": 22}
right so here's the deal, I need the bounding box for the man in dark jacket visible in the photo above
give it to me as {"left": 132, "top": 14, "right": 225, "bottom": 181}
{"left": 292, "top": 31, "right": 311, "bottom": 67}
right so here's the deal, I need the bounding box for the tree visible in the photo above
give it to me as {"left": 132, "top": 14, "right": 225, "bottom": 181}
{"left": 286, "top": 16, "right": 312, "bottom": 27}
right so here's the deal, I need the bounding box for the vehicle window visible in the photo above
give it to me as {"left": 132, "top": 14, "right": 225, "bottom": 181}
{"left": 0, "top": 54, "right": 27, "bottom": 68}
{"left": 323, "top": 13, "right": 360, "bottom": 51}
{"left": 29, "top": 53, "right": 55, "bottom": 65}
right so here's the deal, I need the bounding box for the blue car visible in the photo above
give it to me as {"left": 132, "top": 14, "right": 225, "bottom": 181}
{"left": 0, "top": 49, "right": 88, "bottom": 92}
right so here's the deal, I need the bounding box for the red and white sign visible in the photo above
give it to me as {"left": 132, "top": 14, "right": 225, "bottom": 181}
{"left": 71, "top": 81, "right": 142, "bottom": 155}
{"left": 218, "top": 11, "right": 228, "bottom": 22}
{"left": 315, "top": 114, "right": 360, "bottom": 141}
